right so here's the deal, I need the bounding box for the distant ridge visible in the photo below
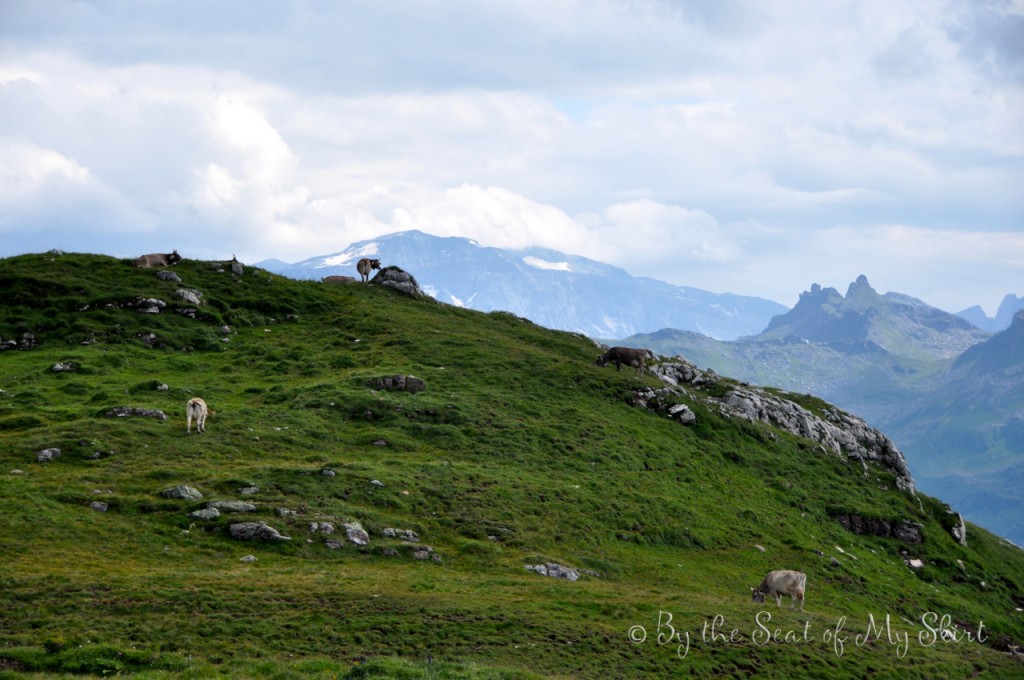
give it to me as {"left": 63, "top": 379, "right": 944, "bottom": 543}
{"left": 256, "top": 230, "right": 786, "bottom": 340}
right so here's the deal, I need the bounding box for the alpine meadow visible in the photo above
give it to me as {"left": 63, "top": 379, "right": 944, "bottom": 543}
{"left": 1, "top": 251, "right": 1022, "bottom": 679}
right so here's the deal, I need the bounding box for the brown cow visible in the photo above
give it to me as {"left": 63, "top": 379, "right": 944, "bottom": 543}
{"left": 751, "top": 570, "right": 807, "bottom": 610}
{"left": 322, "top": 275, "right": 356, "bottom": 284}
{"left": 596, "top": 346, "right": 650, "bottom": 376}
{"left": 133, "top": 250, "right": 182, "bottom": 268}
{"left": 356, "top": 258, "right": 381, "bottom": 284}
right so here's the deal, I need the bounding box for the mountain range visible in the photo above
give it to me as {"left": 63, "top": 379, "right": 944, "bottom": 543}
{"left": 256, "top": 230, "right": 786, "bottom": 341}
{"left": 624, "top": 277, "right": 1024, "bottom": 546}
{"left": 957, "top": 294, "right": 1024, "bottom": 332}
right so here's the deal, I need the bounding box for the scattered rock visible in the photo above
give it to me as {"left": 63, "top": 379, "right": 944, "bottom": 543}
{"left": 104, "top": 406, "right": 168, "bottom": 420}
{"left": 156, "top": 270, "right": 182, "bottom": 283}
{"left": 320, "top": 468, "right": 336, "bottom": 477}
{"left": 667, "top": 403, "right": 697, "bottom": 425}
{"left": 229, "top": 522, "right": 291, "bottom": 542}
{"left": 36, "top": 448, "right": 62, "bottom": 463}
{"left": 175, "top": 288, "right": 203, "bottom": 305}
{"left": 162, "top": 484, "right": 203, "bottom": 501}
{"left": 325, "top": 540, "right": 344, "bottom": 550}
{"left": 189, "top": 507, "right": 220, "bottom": 521}
{"left": 239, "top": 486, "right": 259, "bottom": 495}
{"left": 240, "top": 555, "right": 258, "bottom": 563}
{"left": 230, "top": 259, "right": 244, "bottom": 276}
{"left": 10, "top": 469, "right": 24, "bottom": 475}
{"left": 754, "top": 544, "right": 766, "bottom": 552}
{"left": 370, "top": 479, "right": 385, "bottom": 488}
{"left": 343, "top": 522, "right": 369, "bottom": 546}
{"left": 905, "top": 557, "right": 925, "bottom": 569}
{"left": 370, "top": 375, "right": 426, "bottom": 393}
{"left": 207, "top": 501, "right": 256, "bottom": 513}
{"left": 372, "top": 440, "right": 389, "bottom": 446}
{"left": 525, "top": 563, "right": 588, "bottom": 581}
{"left": 310, "top": 522, "right": 336, "bottom": 535}
{"left": 156, "top": 383, "right": 169, "bottom": 391}
{"left": 381, "top": 528, "right": 420, "bottom": 542}
{"left": 276, "top": 507, "right": 298, "bottom": 517}
{"left": 131, "top": 297, "right": 166, "bottom": 314}
{"left": 89, "top": 501, "right": 108, "bottom": 512}
{"left": 52, "top": 361, "right": 77, "bottom": 372}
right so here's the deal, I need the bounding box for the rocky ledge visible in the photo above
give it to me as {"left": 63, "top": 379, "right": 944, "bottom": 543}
{"left": 648, "top": 359, "right": 916, "bottom": 495}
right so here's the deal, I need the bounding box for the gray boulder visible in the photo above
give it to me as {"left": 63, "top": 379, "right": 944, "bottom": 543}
{"left": 343, "top": 521, "right": 369, "bottom": 546}
{"left": 371, "top": 267, "right": 424, "bottom": 297}
{"left": 189, "top": 507, "right": 221, "bottom": 521}
{"left": 175, "top": 288, "right": 203, "bottom": 305}
{"left": 157, "top": 271, "right": 182, "bottom": 283}
{"left": 229, "top": 522, "right": 291, "bottom": 541}
{"left": 36, "top": 448, "right": 62, "bottom": 463}
{"left": 162, "top": 484, "right": 204, "bottom": 501}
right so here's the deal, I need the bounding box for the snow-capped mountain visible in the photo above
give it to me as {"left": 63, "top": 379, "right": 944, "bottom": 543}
{"left": 255, "top": 230, "right": 786, "bottom": 340}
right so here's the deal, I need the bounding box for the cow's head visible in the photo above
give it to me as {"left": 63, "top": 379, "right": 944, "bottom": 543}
{"left": 370, "top": 258, "right": 382, "bottom": 269}
{"left": 595, "top": 355, "right": 607, "bottom": 367}
{"left": 169, "top": 250, "right": 183, "bottom": 265}
{"left": 750, "top": 587, "right": 766, "bottom": 604}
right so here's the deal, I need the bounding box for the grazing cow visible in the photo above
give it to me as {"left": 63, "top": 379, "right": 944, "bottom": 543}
{"left": 596, "top": 346, "right": 650, "bottom": 376}
{"left": 751, "top": 570, "right": 807, "bottom": 610}
{"left": 322, "top": 275, "right": 356, "bottom": 284}
{"left": 186, "top": 397, "right": 209, "bottom": 434}
{"left": 133, "top": 250, "right": 182, "bottom": 268}
{"left": 356, "top": 258, "right": 381, "bottom": 284}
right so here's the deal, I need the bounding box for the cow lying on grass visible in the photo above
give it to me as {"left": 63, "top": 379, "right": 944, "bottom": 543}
{"left": 751, "top": 570, "right": 807, "bottom": 610}
{"left": 134, "top": 250, "right": 182, "bottom": 268}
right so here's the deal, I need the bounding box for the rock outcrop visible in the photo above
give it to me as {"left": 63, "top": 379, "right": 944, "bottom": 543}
{"left": 650, "top": 359, "right": 917, "bottom": 494}
{"left": 371, "top": 267, "right": 424, "bottom": 297}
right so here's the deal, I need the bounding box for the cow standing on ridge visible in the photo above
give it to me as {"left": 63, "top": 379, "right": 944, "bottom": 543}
{"left": 356, "top": 258, "right": 381, "bottom": 284}
{"left": 596, "top": 346, "right": 650, "bottom": 376}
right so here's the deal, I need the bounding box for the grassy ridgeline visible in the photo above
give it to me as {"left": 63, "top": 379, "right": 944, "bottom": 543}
{"left": 0, "top": 252, "right": 1021, "bottom": 678}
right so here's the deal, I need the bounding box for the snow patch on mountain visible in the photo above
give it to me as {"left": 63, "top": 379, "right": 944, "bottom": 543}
{"left": 523, "top": 256, "right": 571, "bottom": 272}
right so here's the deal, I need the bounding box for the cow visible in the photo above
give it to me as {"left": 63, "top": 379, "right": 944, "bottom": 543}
{"left": 596, "top": 346, "right": 650, "bottom": 376}
{"left": 751, "top": 570, "right": 807, "bottom": 610}
{"left": 322, "top": 275, "right": 356, "bottom": 284}
{"left": 356, "top": 258, "right": 381, "bottom": 284}
{"left": 186, "top": 397, "right": 210, "bottom": 434}
{"left": 133, "top": 250, "right": 182, "bottom": 268}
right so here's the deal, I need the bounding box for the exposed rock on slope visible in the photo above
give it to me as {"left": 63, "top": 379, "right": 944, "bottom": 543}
{"left": 649, "top": 359, "right": 917, "bottom": 494}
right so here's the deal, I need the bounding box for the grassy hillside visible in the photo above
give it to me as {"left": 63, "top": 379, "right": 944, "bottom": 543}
{"left": 1, "top": 252, "right": 1022, "bottom": 679}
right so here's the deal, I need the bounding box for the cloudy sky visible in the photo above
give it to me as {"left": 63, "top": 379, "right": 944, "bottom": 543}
{"left": 1, "top": 1, "right": 1022, "bottom": 313}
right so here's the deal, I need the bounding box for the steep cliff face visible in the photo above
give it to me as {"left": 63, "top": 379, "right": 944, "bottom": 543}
{"left": 644, "top": 358, "right": 917, "bottom": 495}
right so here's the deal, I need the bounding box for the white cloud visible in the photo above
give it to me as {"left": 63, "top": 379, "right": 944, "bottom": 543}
{"left": 0, "top": 1, "right": 1019, "bottom": 311}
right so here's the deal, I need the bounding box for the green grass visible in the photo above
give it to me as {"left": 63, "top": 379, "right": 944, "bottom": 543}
{"left": 0, "top": 252, "right": 1022, "bottom": 678}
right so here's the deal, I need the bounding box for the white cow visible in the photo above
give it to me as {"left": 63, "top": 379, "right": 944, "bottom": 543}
{"left": 186, "top": 397, "right": 209, "bottom": 434}
{"left": 751, "top": 570, "right": 807, "bottom": 610}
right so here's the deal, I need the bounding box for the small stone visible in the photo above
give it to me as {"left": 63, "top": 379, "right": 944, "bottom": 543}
{"left": 239, "top": 486, "right": 259, "bottom": 495}
{"left": 370, "top": 479, "right": 385, "bottom": 488}
{"left": 89, "top": 501, "right": 108, "bottom": 512}
{"left": 207, "top": 501, "right": 257, "bottom": 513}
{"left": 229, "top": 522, "right": 291, "bottom": 542}
{"left": 325, "top": 540, "right": 343, "bottom": 550}
{"left": 321, "top": 468, "right": 336, "bottom": 477}
{"left": 189, "top": 507, "right": 221, "bottom": 521}
{"left": 36, "top": 448, "right": 61, "bottom": 463}
{"left": 344, "top": 522, "right": 369, "bottom": 546}
{"left": 10, "top": 469, "right": 24, "bottom": 475}
{"left": 240, "top": 555, "right": 258, "bottom": 563}
{"left": 162, "top": 484, "right": 203, "bottom": 501}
